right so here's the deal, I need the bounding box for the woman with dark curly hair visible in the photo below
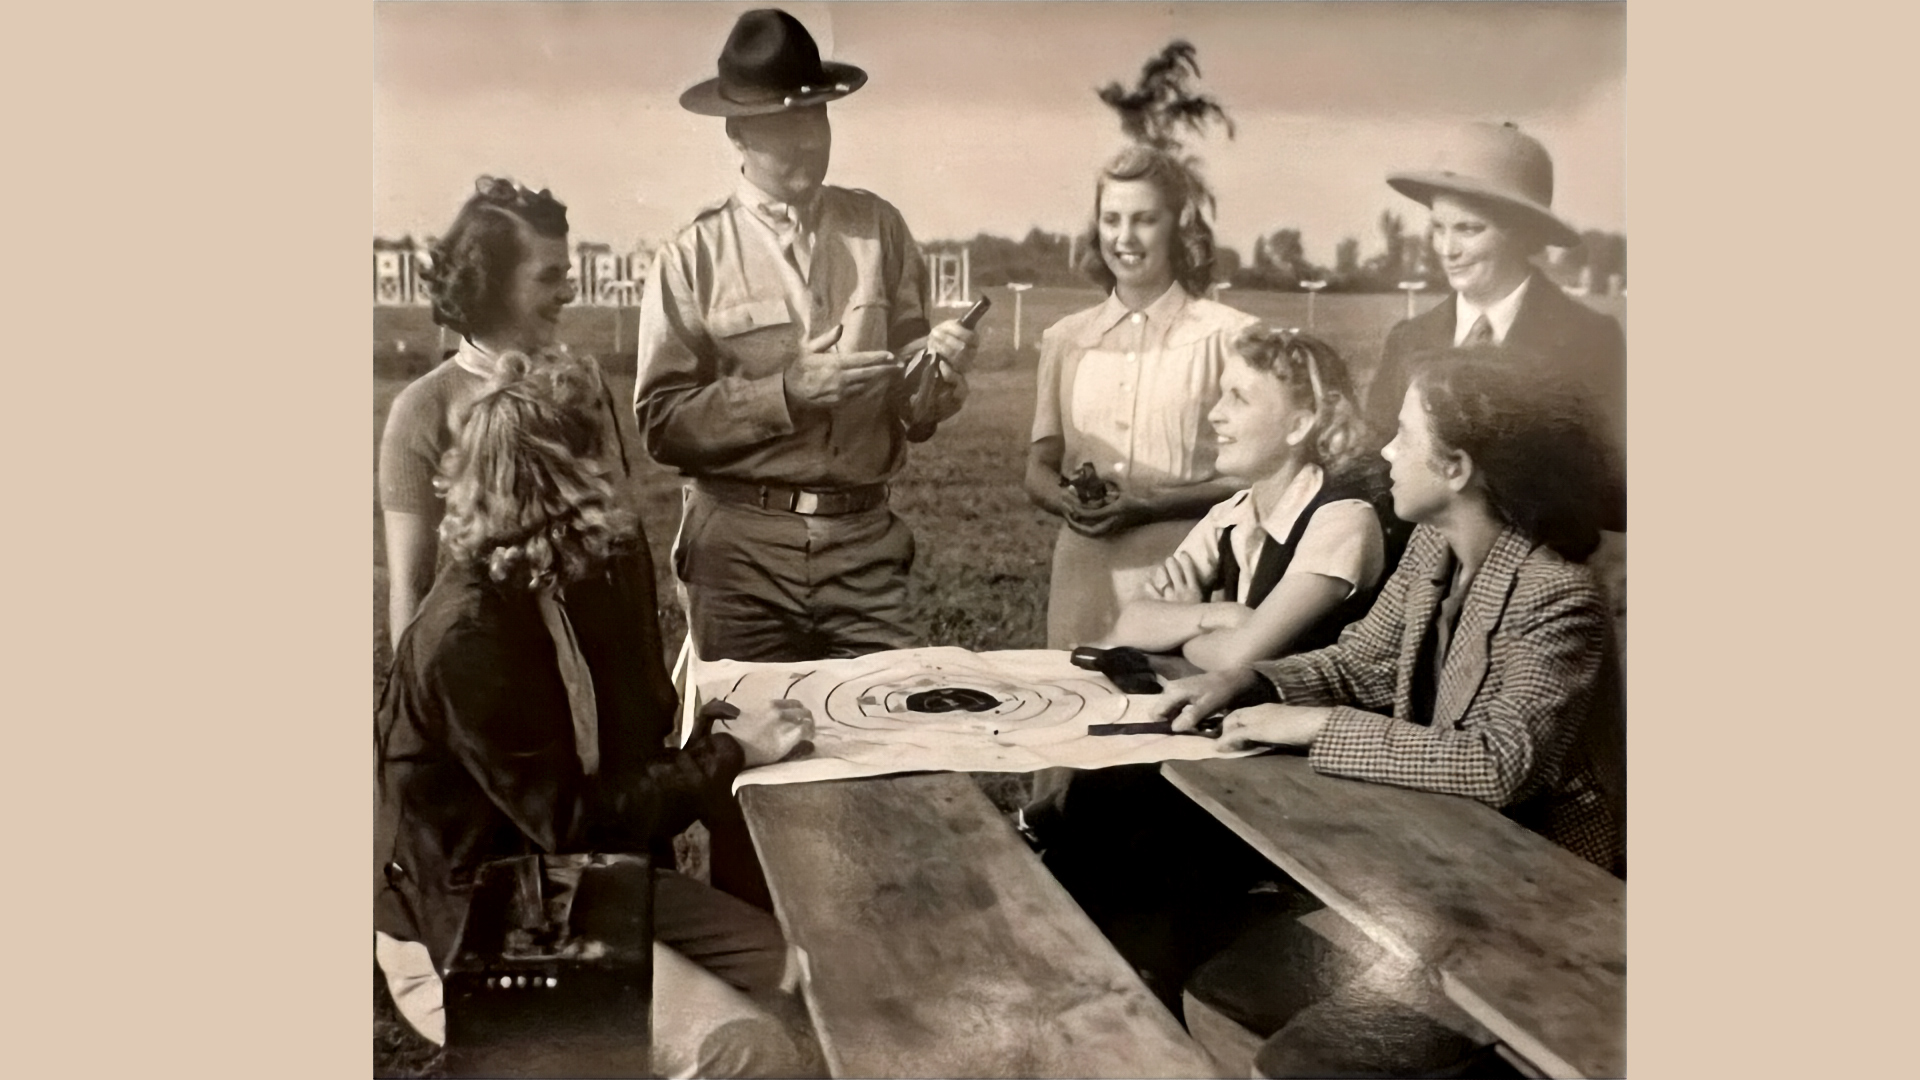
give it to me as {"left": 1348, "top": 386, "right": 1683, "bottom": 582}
{"left": 1026, "top": 46, "right": 1257, "bottom": 650}
{"left": 374, "top": 352, "right": 820, "bottom": 1076}
{"left": 1100, "top": 328, "right": 1391, "bottom": 670}
{"left": 377, "top": 176, "right": 633, "bottom": 646}
{"left": 1157, "top": 348, "right": 1625, "bottom": 874}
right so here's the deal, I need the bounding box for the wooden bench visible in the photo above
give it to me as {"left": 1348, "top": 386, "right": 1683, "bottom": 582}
{"left": 739, "top": 772, "right": 1223, "bottom": 1078}
{"left": 1162, "top": 756, "right": 1624, "bottom": 1079}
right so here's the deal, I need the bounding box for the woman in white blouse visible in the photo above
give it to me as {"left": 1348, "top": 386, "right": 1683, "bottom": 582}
{"left": 1102, "top": 328, "right": 1389, "bottom": 670}
{"left": 1024, "top": 145, "right": 1259, "bottom": 648}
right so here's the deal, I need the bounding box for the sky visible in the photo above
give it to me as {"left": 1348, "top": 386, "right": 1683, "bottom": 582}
{"left": 374, "top": 1, "right": 1625, "bottom": 266}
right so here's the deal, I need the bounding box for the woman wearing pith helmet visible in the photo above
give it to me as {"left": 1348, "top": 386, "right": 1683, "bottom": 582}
{"left": 1364, "top": 122, "right": 1626, "bottom": 535}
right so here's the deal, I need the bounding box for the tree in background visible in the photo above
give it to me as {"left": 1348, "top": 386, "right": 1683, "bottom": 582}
{"left": 1213, "top": 245, "right": 1242, "bottom": 283}
{"left": 1334, "top": 237, "right": 1360, "bottom": 282}
{"left": 952, "top": 228, "right": 1082, "bottom": 288}
{"left": 1363, "top": 209, "right": 1407, "bottom": 286}
{"left": 1543, "top": 230, "right": 1628, "bottom": 293}
{"left": 1239, "top": 227, "right": 1317, "bottom": 290}
{"left": 1096, "top": 40, "right": 1235, "bottom": 222}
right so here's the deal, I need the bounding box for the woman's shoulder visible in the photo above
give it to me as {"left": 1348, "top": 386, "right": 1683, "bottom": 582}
{"left": 1509, "top": 541, "right": 1609, "bottom": 622}
{"left": 1183, "top": 296, "right": 1262, "bottom": 331}
{"left": 1042, "top": 300, "right": 1114, "bottom": 340}
{"left": 387, "top": 359, "right": 479, "bottom": 427}
{"left": 1303, "top": 495, "right": 1386, "bottom": 540}
{"left": 1169, "top": 296, "right": 1260, "bottom": 348}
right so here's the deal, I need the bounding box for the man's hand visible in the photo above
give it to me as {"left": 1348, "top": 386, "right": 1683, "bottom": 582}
{"left": 924, "top": 319, "right": 979, "bottom": 372}
{"left": 713, "top": 698, "right": 816, "bottom": 768}
{"left": 1154, "top": 667, "right": 1261, "bottom": 732}
{"left": 1217, "top": 703, "right": 1332, "bottom": 751}
{"left": 784, "top": 325, "right": 898, "bottom": 409}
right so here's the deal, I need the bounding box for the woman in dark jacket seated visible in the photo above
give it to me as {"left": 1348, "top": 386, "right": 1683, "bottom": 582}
{"left": 374, "top": 350, "right": 817, "bottom": 1076}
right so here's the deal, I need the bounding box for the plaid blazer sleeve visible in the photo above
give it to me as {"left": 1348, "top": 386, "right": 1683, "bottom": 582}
{"left": 1251, "top": 526, "right": 1433, "bottom": 712}
{"left": 1306, "top": 558, "right": 1609, "bottom": 808}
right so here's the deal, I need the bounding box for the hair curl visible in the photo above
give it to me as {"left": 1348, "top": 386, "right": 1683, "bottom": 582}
{"left": 420, "top": 177, "right": 570, "bottom": 339}
{"left": 1078, "top": 145, "right": 1218, "bottom": 298}
{"left": 1410, "top": 348, "right": 1608, "bottom": 562}
{"left": 1232, "top": 327, "right": 1383, "bottom": 493}
{"left": 435, "top": 347, "right": 635, "bottom": 590}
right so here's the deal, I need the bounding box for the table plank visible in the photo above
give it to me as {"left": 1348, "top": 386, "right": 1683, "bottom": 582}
{"left": 740, "top": 773, "right": 1222, "bottom": 1079}
{"left": 1161, "top": 756, "right": 1623, "bottom": 1079}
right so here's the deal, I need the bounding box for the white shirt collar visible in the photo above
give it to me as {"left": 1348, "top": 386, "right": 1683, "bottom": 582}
{"left": 1453, "top": 274, "right": 1533, "bottom": 346}
{"left": 1251, "top": 463, "right": 1326, "bottom": 543}
{"left": 1091, "top": 280, "right": 1189, "bottom": 338}
{"left": 452, "top": 336, "right": 499, "bottom": 379}
{"left": 735, "top": 173, "right": 816, "bottom": 229}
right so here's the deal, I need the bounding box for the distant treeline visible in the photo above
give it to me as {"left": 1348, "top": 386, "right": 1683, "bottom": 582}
{"left": 930, "top": 217, "right": 1626, "bottom": 294}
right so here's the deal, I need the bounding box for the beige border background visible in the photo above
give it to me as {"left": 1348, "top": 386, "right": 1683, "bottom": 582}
{"left": 16, "top": 0, "right": 1899, "bottom": 1076}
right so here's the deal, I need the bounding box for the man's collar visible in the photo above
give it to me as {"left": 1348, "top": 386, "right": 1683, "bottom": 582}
{"left": 735, "top": 172, "right": 818, "bottom": 224}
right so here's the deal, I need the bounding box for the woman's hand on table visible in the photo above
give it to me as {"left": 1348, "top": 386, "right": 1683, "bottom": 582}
{"left": 1154, "top": 667, "right": 1261, "bottom": 732}
{"left": 713, "top": 699, "right": 816, "bottom": 767}
{"left": 1216, "top": 704, "right": 1331, "bottom": 751}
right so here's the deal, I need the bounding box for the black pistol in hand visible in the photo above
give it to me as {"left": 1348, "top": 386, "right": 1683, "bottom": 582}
{"left": 898, "top": 295, "right": 990, "bottom": 440}
{"left": 1069, "top": 645, "right": 1163, "bottom": 695}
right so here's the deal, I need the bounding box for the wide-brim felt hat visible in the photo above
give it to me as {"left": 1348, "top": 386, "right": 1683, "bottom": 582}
{"left": 1387, "top": 122, "right": 1582, "bottom": 248}
{"left": 680, "top": 9, "right": 868, "bottom": 117}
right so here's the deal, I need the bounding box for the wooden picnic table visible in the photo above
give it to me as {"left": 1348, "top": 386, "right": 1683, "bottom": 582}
{"left": 1161, "top": 755, "right": 1625, "bottom": 1079}
{"left": 739, "top": 772, "right": 1224, "bottom": 1079}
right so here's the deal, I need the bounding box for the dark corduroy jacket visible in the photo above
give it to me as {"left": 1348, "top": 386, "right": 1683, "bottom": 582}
{"left": 374, "top": 547, "right": 742, "bottom": 967}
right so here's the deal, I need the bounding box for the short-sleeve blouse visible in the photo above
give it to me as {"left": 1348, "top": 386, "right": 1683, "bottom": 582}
{"left": 1165, "top": 464, "right": 1387, "bottom": 603}
{"left": 1032, "top": 284, "right": 1260, "bottom": 492}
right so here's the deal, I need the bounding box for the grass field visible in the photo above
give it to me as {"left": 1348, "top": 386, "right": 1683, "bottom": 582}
{"left": 369, "top": 286, "right": 1625, "bottom": 1075}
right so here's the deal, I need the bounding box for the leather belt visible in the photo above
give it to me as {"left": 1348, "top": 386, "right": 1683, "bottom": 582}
{"left": 696, "top": 477, "right": 889, "bottom": 516}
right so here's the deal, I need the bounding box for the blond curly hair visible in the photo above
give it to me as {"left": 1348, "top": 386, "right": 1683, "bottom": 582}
{"left": 435, "top": 347, "right": 635, "bottom": 590}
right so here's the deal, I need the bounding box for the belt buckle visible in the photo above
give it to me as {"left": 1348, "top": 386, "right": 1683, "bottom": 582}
{"left": 792, "top": 490, "right": 823, "bottom": 515}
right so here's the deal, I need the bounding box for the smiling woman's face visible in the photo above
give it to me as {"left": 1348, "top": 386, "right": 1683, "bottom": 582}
{"left": 1098, "top": 178, "right": 1176, "bottom": 300}
{"left": 489, "top": 224, "right": 575, "bottom": 352}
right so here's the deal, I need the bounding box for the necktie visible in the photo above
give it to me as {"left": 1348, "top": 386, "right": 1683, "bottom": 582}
{"left": 1465, "top": 312, "right": 1495, "bottom": 346}
{"left": 770, "top": 202, "right": 812, "bottom": 281}
{"left": 536, "top": 587, "right": 600, "bottom": 776}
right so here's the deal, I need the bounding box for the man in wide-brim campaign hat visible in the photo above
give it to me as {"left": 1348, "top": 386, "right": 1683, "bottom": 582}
{"left": 1364, "top": 121, "right": 1627, "bottom": 536}
{"left": 633, "top": 6, "right": 980, "bottom": 902}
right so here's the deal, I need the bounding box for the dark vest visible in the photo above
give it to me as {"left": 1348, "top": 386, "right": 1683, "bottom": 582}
{"left": 1215, "top": 480, "right": 1389, "bottom": 654}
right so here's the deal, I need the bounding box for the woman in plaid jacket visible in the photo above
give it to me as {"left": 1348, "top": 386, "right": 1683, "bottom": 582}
{"left": 1159, "top": 347, "right": 1625, "bottom": 874}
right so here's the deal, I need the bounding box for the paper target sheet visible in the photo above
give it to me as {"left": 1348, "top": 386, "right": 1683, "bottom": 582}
{"left": 693, "top": 647, "right": 1258, "bottom": 790}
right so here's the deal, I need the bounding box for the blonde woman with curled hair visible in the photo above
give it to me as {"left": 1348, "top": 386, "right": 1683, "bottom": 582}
{"left": 375, "top": 353, "right": 822, "bottom": 1076}
{"left": 1102, "top": 328, "right": 1390, "bottom": 671}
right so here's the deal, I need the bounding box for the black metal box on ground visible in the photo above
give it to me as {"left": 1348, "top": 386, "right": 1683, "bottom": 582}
{"left": 443, "top": 853, "right": 654, "bottom": 1078}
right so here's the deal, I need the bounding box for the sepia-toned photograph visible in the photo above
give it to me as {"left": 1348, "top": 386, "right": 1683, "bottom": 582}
{"left": 373, "top": 3, "right": 1626, "bottom": 1076}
